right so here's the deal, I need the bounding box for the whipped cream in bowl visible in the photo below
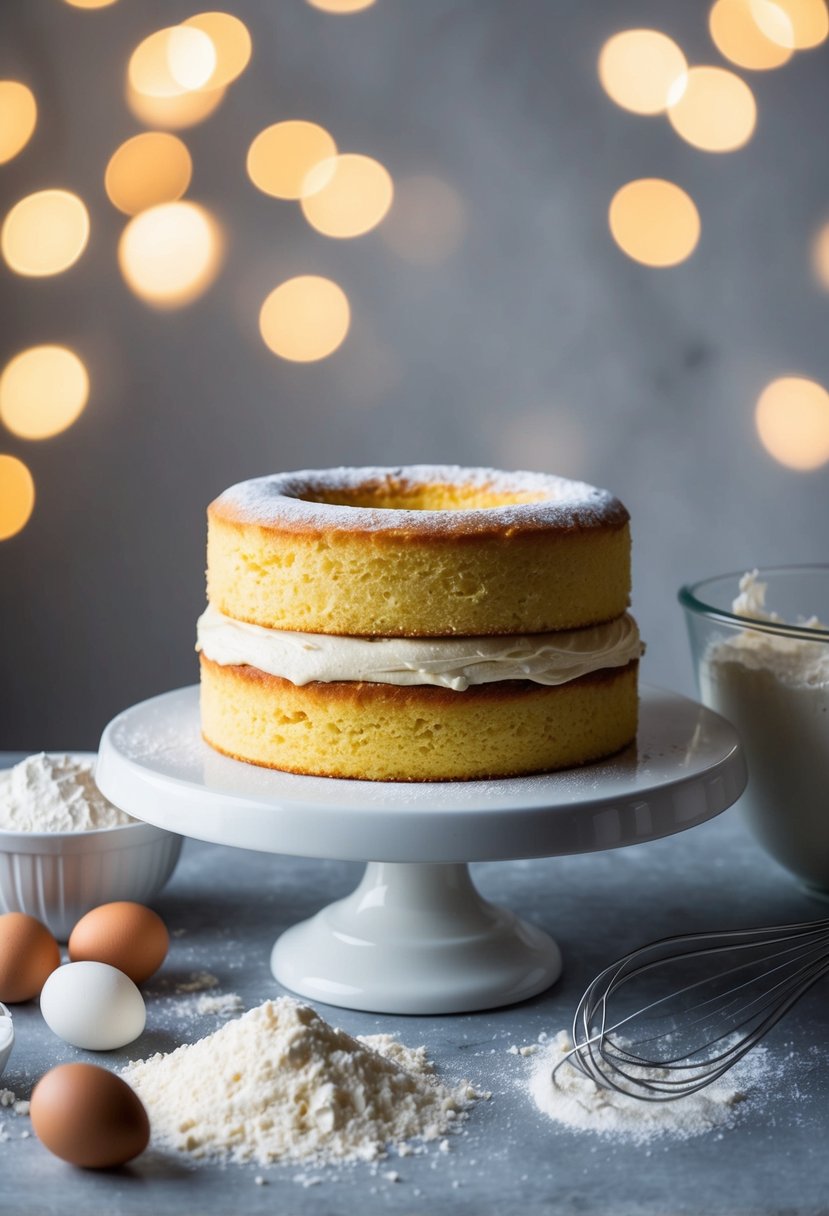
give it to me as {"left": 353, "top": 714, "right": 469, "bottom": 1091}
{"left": 680, "top": 566, "right": 829, "bottom": 893}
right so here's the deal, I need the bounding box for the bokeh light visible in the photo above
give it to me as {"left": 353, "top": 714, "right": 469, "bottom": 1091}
{"left": 306, "top": 0, "right": 376, "bottom": 11}
{"left": 755, "top": 376, "right": 829, "bottom": 469}
{"left": 598, "top": 30, "right": 687, "bottom": 115}
{"left": 708, "top": 0, "right": 793, "bottom": 69}
{"left": 0, "top": 346, "right": 89, "bottom": 441}
{"left": 753, "top": 0, "right": 828, "bottom": 47}
{"left": 246, "top": 121, "right": 337, "bottom": 200}
{"left": 2, "top": 190, "right": 89, "bottom": 277}
{"left": 0, "top": 455, "right": 35, "bottom": 542}
{"left": 118, "top": 201, "right": 223, "bottom": 309}
{"left": 105, "top": 133, "right": 192, "bottom": 216}
{"left": 259, "top": 276, "right": 350, "bottom": 362}
{"left": 183, "top": 12, "right": 251, "bottom": 88}
{"left": 63, "top": 0, "right": 119, "bottom": 7}
{"left": 301, "top": 154, "right": 393, "bottom": 238}
{"left": 126, "top": 80, "right": 225, "bottom": 129}
{"left": 168, "top": 26, "right": 217, "bottom": 91}
{"left": 0, "top": 81, "right": 37, "bottom": 165}
{"left": 667, "top": 66, "right": 757, "bottom": 152}
{"left": 381, "top": 175, "right": 465, "bottom": 265}
{"left": 608, "top": 179, "right": 701, "bottom": 267}
{"left": 128, "top": 26, "right": 216, "bottom": 99}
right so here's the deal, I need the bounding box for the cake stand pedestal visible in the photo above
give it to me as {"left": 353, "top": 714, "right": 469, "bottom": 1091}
{"left": 96, "top": 685, "right": 745, "bottom": 1015}
{"left": 272, "top": 861, "right": 560, "bottom": 1012}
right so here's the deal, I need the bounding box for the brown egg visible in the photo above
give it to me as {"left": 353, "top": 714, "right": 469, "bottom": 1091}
{"left": 68, "top": 902, "right": 169, "bottom": 985}
{"left": 0, "top": 912, "right": 60, "bottom": 1003}
{"left": 31, "top": 1063, "right": 149, "bottom": 1168}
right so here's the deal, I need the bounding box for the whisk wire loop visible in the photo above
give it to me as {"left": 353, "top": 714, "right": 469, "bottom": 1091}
{"left": 555, "top": 917, "right": 829, "bottom": 1102}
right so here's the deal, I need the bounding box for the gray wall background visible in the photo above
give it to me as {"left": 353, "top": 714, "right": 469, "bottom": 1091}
{"left": 1, "top": 0, "right": 828, "bottom": 749}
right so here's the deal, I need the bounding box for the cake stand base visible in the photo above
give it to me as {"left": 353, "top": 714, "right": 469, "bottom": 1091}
{"left": 270, "top": 861, "right": 561, "bottom": 1014}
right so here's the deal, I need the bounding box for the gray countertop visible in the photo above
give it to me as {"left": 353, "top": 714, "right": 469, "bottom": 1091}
{"left": 1, "top": 752, "right": 827, "bottom": 1216}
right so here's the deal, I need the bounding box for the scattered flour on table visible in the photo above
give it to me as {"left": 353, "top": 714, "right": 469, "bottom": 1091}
{"left": 174, "top": 971, "right": 219, "bottom": 994}
{"left": 0, "top": 753, "right": 134, "bottom": 832}
{"left": 529, "top": 1031, "right": 772, "bottom": 1144}
{"left": 0, "top": 1090, "right": 29, "bottom": 1116}
{"left": 141, "top": 972, "right": 244, "bottom": 1026}
{"left": 122, "top": 997, "right": 482, "bottom": 1166}
{"left": 190, "top": 992, "right": 243, "bottom": 1017}
{"left": 0, "top": 1088, "right": 32, "bottom": 1142}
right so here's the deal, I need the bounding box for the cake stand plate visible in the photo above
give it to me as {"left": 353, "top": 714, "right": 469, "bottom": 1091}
{"left": 96, "top": 685, "right": 745, "bottom": 1015}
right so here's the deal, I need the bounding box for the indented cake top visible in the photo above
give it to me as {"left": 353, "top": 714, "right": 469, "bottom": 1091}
{"left": 208, "top": 465, "right": 629, "bottom": 536}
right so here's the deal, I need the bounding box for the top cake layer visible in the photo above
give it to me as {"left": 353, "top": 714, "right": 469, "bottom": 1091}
{"left": 206, "top": 465, "right": 631, "bottom": 637}
{"left": 209, "top": 464, "right": 629, "bottom": 536}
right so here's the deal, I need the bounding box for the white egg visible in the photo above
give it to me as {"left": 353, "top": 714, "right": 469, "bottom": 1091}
{"left": 39, "top": 962, "right": 145, "bottom": 1051}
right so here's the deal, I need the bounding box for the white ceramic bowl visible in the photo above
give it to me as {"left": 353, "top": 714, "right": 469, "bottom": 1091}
{"left": 0, "top": 1003, "right": 12, "bottom": 1080}
{"left": 0, "top": 754, "right": 182, "bottom": 940}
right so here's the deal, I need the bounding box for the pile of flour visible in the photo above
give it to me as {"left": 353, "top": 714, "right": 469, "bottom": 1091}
{"left": 0, "top": 753, "right": 134, "bottom": 832}
{"left": 122, "top": 997, "right": 479, "bottom": 1165}
{"left": 530, "top": 1031, "right": 769, "bottom": 1144}
{"left": 709, "top": 570, "right": 829, "bottom": 681}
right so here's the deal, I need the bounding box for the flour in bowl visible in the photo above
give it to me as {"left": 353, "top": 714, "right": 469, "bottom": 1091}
{"left": 0, "top": 754, "right": 134, "bottom": 832}
{"left": 699, "top": 571, "right": 829, "bottom": 886}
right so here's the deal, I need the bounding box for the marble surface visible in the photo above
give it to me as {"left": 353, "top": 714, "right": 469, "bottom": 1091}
{"left": 1, "top": 752, "right": 827, "bottom": 1216}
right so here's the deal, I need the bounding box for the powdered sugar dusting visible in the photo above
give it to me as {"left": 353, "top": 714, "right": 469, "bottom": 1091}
{"left": 111, "top": 720, "right": 206, "bottom": 769}
{"left": 208, "top": 466, "right": 628, "bottom": 536}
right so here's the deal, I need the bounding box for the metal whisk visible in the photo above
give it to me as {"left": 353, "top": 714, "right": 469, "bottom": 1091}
{"left": 555, "top": 917, "right": 829, "bottom": 1101}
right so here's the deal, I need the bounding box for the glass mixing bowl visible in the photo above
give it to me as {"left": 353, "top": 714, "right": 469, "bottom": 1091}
{"left": 679, "top": 565, "right": 829, "bottom": 894}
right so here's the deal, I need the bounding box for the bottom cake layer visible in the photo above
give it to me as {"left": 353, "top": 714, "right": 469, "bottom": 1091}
{"left": 199, "top": 655, "right": 639, "bottom": 782}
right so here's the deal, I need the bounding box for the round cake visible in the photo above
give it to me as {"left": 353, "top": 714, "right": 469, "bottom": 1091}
{"left": 197, "top": 465, "right": 642, "bottom": 781}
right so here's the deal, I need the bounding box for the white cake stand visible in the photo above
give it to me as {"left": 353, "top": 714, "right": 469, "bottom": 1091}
{"left": 96, "top": 685, "right": 745, "bottom": 1015}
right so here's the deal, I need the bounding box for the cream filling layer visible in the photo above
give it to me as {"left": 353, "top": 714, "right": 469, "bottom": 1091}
{"left": 196, "top": 604, "right": 642, "bottom": 692}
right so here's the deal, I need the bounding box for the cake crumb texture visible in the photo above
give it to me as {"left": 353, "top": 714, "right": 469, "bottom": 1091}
{"left": 199, "top": 656, "right": 639, "bottom": 781}
{"left": 207, "top": 524, "right": 631, "bottom": 637}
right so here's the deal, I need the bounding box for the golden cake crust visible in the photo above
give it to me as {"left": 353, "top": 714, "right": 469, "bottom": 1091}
{"left": 199, "top": 654, "right": 639, "bottom": 782}
{"left": 207, "top": 465, "right": 631, "bottom": 636}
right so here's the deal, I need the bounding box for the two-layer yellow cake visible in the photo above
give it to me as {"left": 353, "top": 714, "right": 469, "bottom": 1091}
{"left": 197, "top": 465, "right": 642, "bottom": 781}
